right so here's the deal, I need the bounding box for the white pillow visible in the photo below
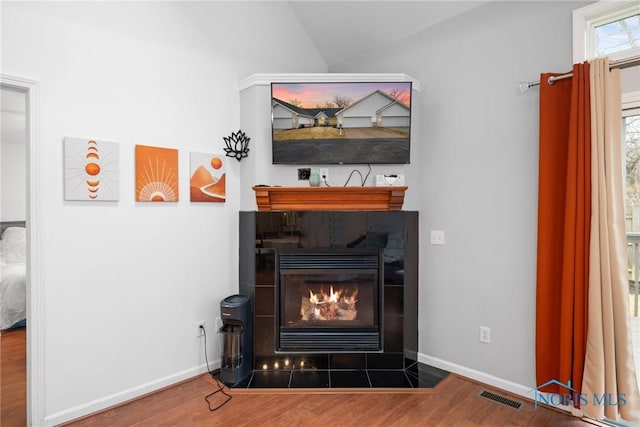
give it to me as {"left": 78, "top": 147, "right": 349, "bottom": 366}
{"left": 1, "top": 227, "right": 26, "bottom": 263}
{"left": 1, "top": 226, "right": 26, "bottom": 243}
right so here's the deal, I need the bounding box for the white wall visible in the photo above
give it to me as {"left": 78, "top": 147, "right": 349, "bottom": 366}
{"left": 0, "top": 131, "right": 26, "bottom": 221}
{"left": 1, "top": 88, "right": 27, "bottom": 221}
{"left": 1, "top": 2, "right": 325, "bottom": 425}
{"left": 332, "top": 0, "right": 592, "bottom": 394}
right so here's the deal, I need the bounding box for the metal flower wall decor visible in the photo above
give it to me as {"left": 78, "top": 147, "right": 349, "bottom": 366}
{"left": 223, "top": 129, "right": 250, "bottom": 161}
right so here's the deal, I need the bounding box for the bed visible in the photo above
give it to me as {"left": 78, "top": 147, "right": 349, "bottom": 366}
{"left": 1, "top": 221, "right": 26, "bottom": 330}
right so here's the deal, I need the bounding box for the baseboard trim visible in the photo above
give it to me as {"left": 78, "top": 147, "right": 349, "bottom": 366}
{"left": 418, "top": 353, "right": 585, "bottom": 418}
{"left": 418, "top": 352, "right": 533, "bottom": 400}
{"left": 45, "top": 359, "right": 221, "bottom": 427}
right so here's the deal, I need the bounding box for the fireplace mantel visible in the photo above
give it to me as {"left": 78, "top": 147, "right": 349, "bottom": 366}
{"left": 252, "top": 186, "right": 407, "bottom": 211}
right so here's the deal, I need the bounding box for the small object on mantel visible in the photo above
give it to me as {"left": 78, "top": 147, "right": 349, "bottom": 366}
{"left": 252, "top": 185, "right": 407, "bottom": 211}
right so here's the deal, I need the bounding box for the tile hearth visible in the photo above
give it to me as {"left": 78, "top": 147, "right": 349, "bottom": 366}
{"left": 226, "top": 360, "right": 449, "bottom": 390}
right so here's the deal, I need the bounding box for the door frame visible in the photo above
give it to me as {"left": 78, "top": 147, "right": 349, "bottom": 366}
{"left": 1, "top": 74, "right": 44, "bottom": 426}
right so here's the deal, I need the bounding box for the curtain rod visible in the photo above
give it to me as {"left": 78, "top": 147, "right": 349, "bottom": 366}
{"left": 519, "top": 55, "right": 640, "bottom": 93}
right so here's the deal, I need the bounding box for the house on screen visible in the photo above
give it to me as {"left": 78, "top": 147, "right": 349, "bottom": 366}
{"left": 272, "top": 98, "right": 341, "bottom": 129}
{"left": 271, "top": 98, "right": 316, "bottom": 129}
{"left": 336, "top": 90, "right": 410, "bottom": 129}
{"left": 307, "top": 107, "right": 341, "bottom": 127}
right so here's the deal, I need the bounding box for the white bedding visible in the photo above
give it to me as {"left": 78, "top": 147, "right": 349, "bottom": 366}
{"left": 1, "top": 227, "right": 26, "bottom": 330}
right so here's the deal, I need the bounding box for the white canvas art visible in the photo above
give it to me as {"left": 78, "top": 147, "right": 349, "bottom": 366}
{"left": 64, "top": 137, "right": 119, "bottom": 201}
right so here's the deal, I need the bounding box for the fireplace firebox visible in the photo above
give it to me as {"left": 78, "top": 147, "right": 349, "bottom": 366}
{"left": 276, "top": 250, "right": 382, "bottom": 352}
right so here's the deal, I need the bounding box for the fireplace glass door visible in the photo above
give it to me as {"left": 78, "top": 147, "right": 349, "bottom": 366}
{"left": 276, "top": 250, "right": 381, "bottom": 352}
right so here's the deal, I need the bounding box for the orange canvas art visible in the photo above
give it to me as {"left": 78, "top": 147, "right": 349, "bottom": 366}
{"left": 135, "top": 144, "right": 179, "bottom": 202}
{"left": 189, "top": 152, "right": 225, "bottom": 202}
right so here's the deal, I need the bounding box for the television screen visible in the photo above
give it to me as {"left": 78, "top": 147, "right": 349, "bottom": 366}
{"left": 271, "top": 81, "right": 412, "bottom": 165}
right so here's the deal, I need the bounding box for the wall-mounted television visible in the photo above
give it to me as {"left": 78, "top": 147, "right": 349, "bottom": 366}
{"left": 271, "top": 81, "right": 412, "bottom": 165}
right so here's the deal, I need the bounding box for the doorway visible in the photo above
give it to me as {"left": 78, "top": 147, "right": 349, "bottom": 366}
{"left": 0, "top": 85, "right": 27, "bottom": 426}
{"left": 1, "top": 74, "right": 42, "bottom": 426}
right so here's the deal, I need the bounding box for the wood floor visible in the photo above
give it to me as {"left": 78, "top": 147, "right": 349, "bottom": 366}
{"left": 1, "top": 327, "right": 27, "bottom": 427}
{"left": 2, "top": 328, "right": 603, "bottom": 427}
{"left": 62, "top": 375, "right": 600, "bottom": 427}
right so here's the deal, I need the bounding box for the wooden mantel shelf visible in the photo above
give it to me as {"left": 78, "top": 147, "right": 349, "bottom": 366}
{"left": 252, "top": 186, "right": 408, "bottom": 211}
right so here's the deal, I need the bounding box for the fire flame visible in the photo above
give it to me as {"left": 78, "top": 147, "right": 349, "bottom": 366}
{"left": 302, "top": 285, "right": 359, "bottom": 321}
{"left": 343, "top": 288, "right": 359, "bottom": 305}
{"left": 308, "top": 285, "right": 348, "bottom": 305}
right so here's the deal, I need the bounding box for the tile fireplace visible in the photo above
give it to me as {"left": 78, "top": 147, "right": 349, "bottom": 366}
{"left": 235, "top": 211, "right": 444, "bottom": 389}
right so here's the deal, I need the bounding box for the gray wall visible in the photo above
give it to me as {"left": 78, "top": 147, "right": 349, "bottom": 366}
{"left": 332, "top": 1, "right": 592, "bottom": 389}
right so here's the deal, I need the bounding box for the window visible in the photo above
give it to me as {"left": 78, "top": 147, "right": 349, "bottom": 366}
{"left": 573, "top": 1, "right": 640, "bottom": 62}
{"left": 575, "top": 3, "right": 640, "bottom": 421}
{"left": 594, "top": 14, "right": 639, "bottom": 56}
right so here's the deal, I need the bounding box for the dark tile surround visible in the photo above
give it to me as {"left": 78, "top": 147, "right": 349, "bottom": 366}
{"left": 236, "top": 211, "right": 447, "bottom": 389}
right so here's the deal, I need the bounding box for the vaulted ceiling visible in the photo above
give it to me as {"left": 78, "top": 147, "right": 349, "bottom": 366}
{"left": 288, "top": 1, "right": 490, "bottom": 68}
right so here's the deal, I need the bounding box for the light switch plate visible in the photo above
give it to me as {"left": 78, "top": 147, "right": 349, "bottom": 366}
{"left": 430, "top": 230, "right": 445, "bottom": 245}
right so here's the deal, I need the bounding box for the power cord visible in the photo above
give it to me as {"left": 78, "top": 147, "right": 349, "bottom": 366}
{"left": 344, "top": 164, "right": 372, "bottom": 187}
{"left": 200, "top": 324, "right": 232, "bottom": 411}
{"left": 321, "top": 172, "right": 331, "bottom": 187}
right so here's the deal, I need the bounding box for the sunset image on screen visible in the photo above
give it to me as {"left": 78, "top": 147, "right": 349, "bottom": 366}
{"left": 271, "top": 82, "right": 411, "bottom": 108}
{"left": 271, "top": 81, "right": 412, "bottom": 164}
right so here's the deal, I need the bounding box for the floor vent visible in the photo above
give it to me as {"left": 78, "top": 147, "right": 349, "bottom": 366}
{"left": 478, "top": 390, "right": 523, "bottom": 411}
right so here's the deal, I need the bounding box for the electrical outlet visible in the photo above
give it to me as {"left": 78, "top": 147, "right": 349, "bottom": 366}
{"left": 480, "top": 326, "right": 491, "bottom": 344}
{"left": 319, "top": 168, "right": 329, "bottom": 183}
{"left": 196, "top": 321, "right": 205, "bottom": 337}
{"left": 298, "top": 168, "right": 310, "bottom": 180}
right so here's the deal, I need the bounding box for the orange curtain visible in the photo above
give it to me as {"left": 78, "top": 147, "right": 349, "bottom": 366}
{"left": 536, "top": 62, "right": 591, "bottom": 397}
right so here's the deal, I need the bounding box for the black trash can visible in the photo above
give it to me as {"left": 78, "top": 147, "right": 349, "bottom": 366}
{"left": 219, "top": 294, "right": 252, "bottom": 385}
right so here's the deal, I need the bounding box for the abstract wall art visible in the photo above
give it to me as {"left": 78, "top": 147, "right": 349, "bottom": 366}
{"left": 189, "top": 152, "right": 226, "bottom": 202}
{"left": 64, "top": 137, "right": 119, "bottom": 201}
{"left": 135, "top": 144, "right": 179, "bottom": 202}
